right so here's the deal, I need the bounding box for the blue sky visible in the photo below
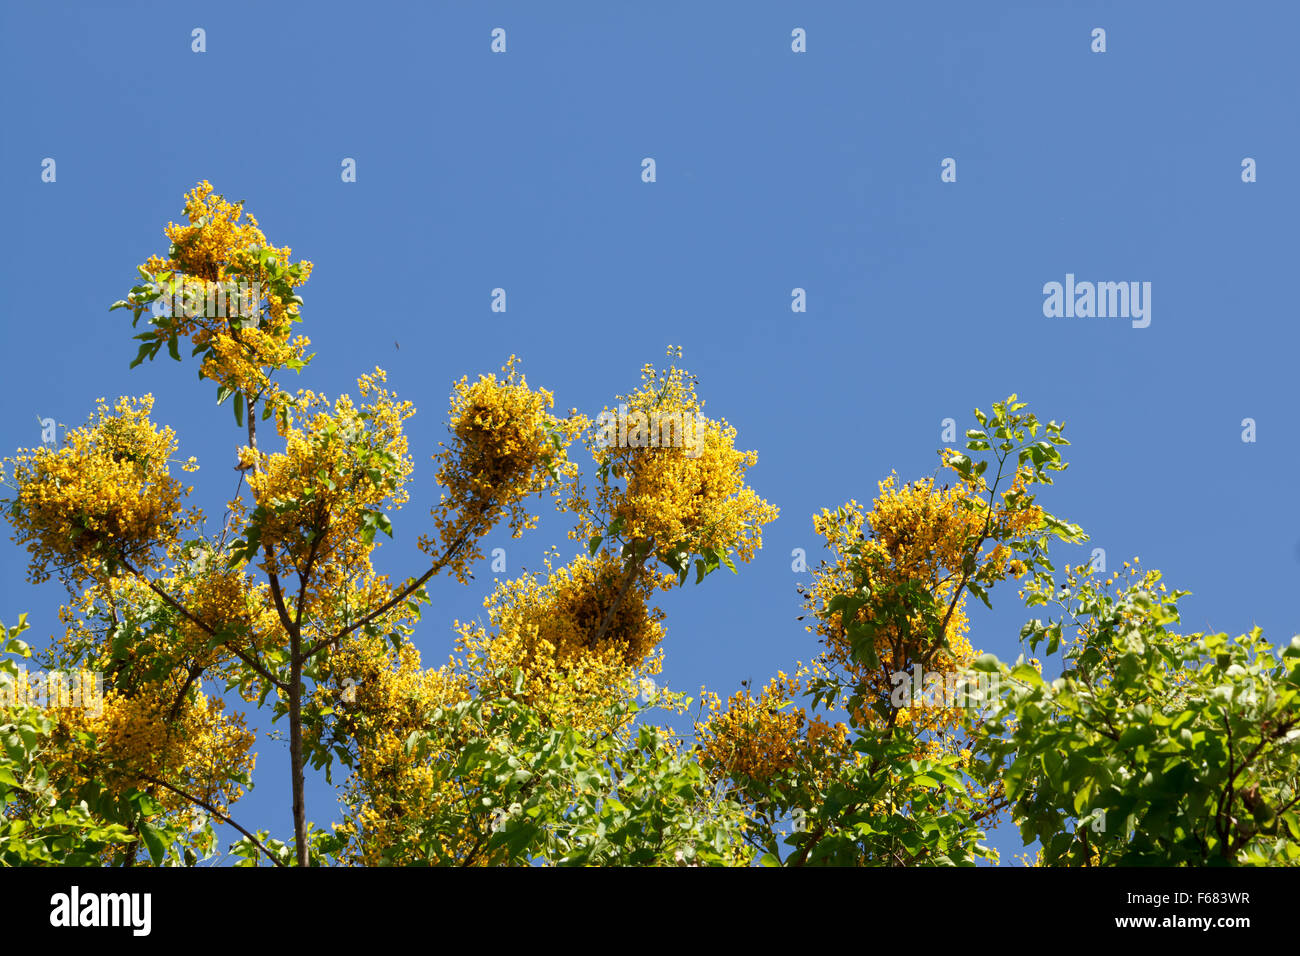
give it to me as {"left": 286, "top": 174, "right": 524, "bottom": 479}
{"left": 2, "top": 0, "right": 1297, "bottom": 864}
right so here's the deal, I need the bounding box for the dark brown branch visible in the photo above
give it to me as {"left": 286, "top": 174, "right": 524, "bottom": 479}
{"left": 590, "top": 538, "right": 653, "bottom": 646}
{"left": 141, "top": 774, "right": 285, "bottom": 867}
{"left": 118, "top": 556, "right": 287, "bottom": 693}
{"left": 166, "top": 662, "right": 203, "bottom": 722}
{"left": 301, "top": 517, "right": 478, "bottom": 661}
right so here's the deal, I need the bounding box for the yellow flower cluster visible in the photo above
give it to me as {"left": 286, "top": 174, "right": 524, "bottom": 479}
{"left": 807, "top": 475, "right": 982, "bottom": 700}
{"left": 47, "top": 679, "right": 255, "bottom": 826}
{"left": 41, "top": 569, "right": 269, "bottom": 852}
{"left": 138, "top": 181, "right": 312, "bottom": 400}
{"left": 573, "top": 353, "right": 778, "bottom": 572}
{"left": 178, "top": 566, "right": 282, "bottom": 678}
{"left": 246, "top": 370, "right": 414, "bottom": 585}
{"left": 54, "top": 566, "right": 273, "bottom": 692}
{"left": 863, "top": 475, "right": 981, "bottom": 581}
{"left": 422, "top": 357, "right": 582, "bottom": 584}
{"left": 315, "top": 633, "right": 471, "bottom": 865}
{"left": 152, "top": 182, "right": 273, "bottom": 283}
{"left": 5, "top": 395, "right": 200, "bottom": 586}
{"left": 805, "top": 458, "right": 1045, "bottom": 725}
{"left": 204, "top": 325, "right": 308, "bottom": 399}
{"left": 339, "top": 730, "right": 478, "bottom": 866}
{"left": 454, "top": 552, "right": 667, "bottom": 733}
{"left": 321, "top": 634, "right": 467, "bottom": 745}
{"left": 328, "top": 547, "right": 680, "bottom": 863}
{"left": 790, "top": 457, "right": 1055, "bottom": 834}
{"left": 697, "top": 669, "right": 848, "bottom": 783}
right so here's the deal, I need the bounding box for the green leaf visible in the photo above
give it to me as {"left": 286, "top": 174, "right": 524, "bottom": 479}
{"left": 234, "top": 393, "right": 245, "bottom": 427}
{"left": 138, "top": 821, "right": 168, "bottom": 865}
{"left": 129, "top": 339, "right": 157, "bottom": 369}
{"left": 1117, "top": 725, "right": 1157, "bottom": 749}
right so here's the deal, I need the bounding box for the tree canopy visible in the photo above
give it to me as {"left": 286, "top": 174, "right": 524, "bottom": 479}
{"left": 2, "top": 183, "right": 1296, "bottom": 867}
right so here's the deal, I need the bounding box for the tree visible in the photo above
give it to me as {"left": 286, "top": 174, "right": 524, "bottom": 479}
{"left": 973, "top": 562, "right": 1300, "bottom": 865}
{"left": 0, "top": 614, "right": 148, "bottom": 865}
{"left": 1, "top": 183, "right": 776, "bottom": 866}
{"left": 691, "top": 398, "right": 1299, "bottom": 867}
{"left": 693, "top": 397, "right": 1085, "bottom": 864}
{"left": 3, "top": 183, "right": 1295, "bottom": 867}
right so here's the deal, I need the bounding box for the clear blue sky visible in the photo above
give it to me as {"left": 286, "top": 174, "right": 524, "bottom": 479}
{"left": 2, "top": 0, "right": 1297, "bottom": 864}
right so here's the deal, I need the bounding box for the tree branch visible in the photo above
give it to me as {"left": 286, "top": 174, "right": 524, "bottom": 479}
{"left": 141, "top": 774, "right": 285, "bottom": 867}
{"left": 118, "top": 556, "right": 287, "bottom": 693}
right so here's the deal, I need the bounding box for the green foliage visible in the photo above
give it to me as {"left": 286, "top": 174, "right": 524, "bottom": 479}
{"left": 761, "top": 728, "right": 998, "bottom": 867}
{"left": 369, "top": 683, "right": 749, "bottom": 866}
{"left": 0, "top": 615, "right": 161, "bottom": 865}
{"left": 974, "top": 570, "right": 1300, "bottom": 865}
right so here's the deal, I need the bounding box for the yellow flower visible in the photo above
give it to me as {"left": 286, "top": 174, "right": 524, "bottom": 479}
{"left": 571, "top": 353, "right": 778, "bottom": 581}
{"left": 697, "top": 668, "right": 848, "bottom": 783}
{"left": 132, "top": 182, "right": 313, "bottom": 405}
{"left": 421, "top": 356, "right": 581, "bottom": 584}
{"left": 4, "top": 395, "right": 201, "bottom": 586}
{"left": 454, "top": 551, "right": 666, "bottom": 733}
{"left": 244, "top": 370, "right": 413, "bottom": 583}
